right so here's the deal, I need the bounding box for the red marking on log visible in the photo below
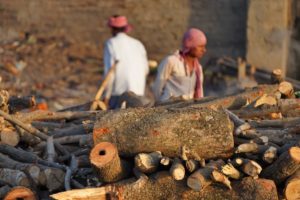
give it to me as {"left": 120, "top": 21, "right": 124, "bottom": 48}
{"left": 152, "top": 130, "right": 160, "bottom": 136}
{"left": 257, "top": 179, "right": 274, "bottom": 192}
{"left": 93, "top": 127, "right": 111, "bottom": 142}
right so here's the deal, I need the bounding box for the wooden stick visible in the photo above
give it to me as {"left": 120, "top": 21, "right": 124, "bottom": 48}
{"left": 90, "top": 60, "right": 119, "bottom": 110}
{"left": 46, "top": 136, "right": 56, "bottom": 162}
{"left": 64, "top": 155, "right": 78, "bottom": 191}
{"left": 211, "top": 169, "right": 232, "bottom": 190}
{"left": 0, "top": 110, "right": 69, "bottom": 157}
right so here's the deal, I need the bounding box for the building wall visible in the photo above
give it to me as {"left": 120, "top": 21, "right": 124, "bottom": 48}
{"left": 0, "top": 0, "right": 248, "bottom": 62}
{"left": 246, "top": 0, "right": 293, "bottom": 75}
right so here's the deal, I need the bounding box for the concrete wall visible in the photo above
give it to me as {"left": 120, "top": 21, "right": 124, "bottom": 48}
{"left": 246, "top": 0, "right": 293, "bottom": 75}
{"left": 0, "top": 0, "right": 248, "bottom": 62}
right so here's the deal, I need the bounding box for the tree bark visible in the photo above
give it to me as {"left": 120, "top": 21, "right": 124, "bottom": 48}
{"left": 0, "top": 168, "right": 30, "bottom": 187}
{"left": 261, "top": 147, "right": 300, "bottom": 184}
{"left": 93, "top": 107, "right": 234, "bottom": 159}
{"left": 90, "top": 142, "right": 130, "bottom": 183}
{"left": 51, "top": 172, "right": 278, "bottom": 200}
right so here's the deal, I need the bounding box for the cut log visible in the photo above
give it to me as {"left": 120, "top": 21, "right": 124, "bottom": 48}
{"left": 186, "top": 159, "right": 200, "bottom": 173}
{"left": 254, "top": 94, "right": 277, "bottom": 108}
{"left": 0, "top": 128, "right": 20, "bottom": 146}
{"left": 221, "top": 163, "right": 242, "bottom": 180}
{"left": 4, "top": 186, "right": 36, "bottom": 200}
{"left": 134, "top": 151, "right": 162, "bottom": 174}
{"left": 240, "top": 159, "right": 262, "bottom": 178}
{"left": 235, "top": 123, "right": 251, "bottom": 136}
{"left": 261, "top": 147, "right": 300, "bottom": 184}
{"left": 170, "top": 158, "right": 185, "bottom": 180}
{"left": 279, "top": 81, "right": 294, "bottom": 98}
{"left": 51, "top": 172, "right": 278, "bottom": 200}
{"left": 90, "top": 142, "right": 130, "bottom": 183}
{"left": 187, "top": 167, "right": 213, "bottom": 191}
{"left": 14, "top": 110, "right": 96, "bottom": 123}
{"left": 270, "top": 69, "right": 283, "bottom": 84}
{"left": 211, "top": 169, "right": 232, "bottom": 190}
{"left": 93, "top": 107, "right": 234, "bottom": 159}
{"left": 8, "top": 96, "right": 36, "bottom": 113}
{"left": 160, "top": 156, "right": 172, "bottom": 166}
{"left": 190, "top": 84, "right": 278, "bottom": 110}
{"left": 42, "top": 168, "right": 65, "bottom": 192}
{"left": 0, "top": 168, "right": 30, "bottom": 187}
{"left": 262, "top": 146, "right": 277, "bottom": 164}
{"left": 235, "top": 143, "right": 269, "bottom": 154}
{"left": 284, "top": 169, "right": 300, "bottom": 200}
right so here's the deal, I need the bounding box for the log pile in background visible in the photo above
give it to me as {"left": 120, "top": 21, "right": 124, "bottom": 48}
{"left": 0, "top": 81, "right": 299, "bottom": 199}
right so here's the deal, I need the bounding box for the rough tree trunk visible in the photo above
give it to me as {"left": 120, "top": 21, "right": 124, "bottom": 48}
{"left": 93, "top": 107, "right": 234, "bottom": 159}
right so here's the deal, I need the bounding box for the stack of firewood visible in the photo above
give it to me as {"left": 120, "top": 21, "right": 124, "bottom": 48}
{"left": 0, "top": 81, "right": 299, "bottom": 199}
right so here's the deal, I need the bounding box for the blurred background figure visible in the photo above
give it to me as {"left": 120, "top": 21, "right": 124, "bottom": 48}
{"left": 153, "top": 28, "right": 207, "bottom": 102}
{"left": 103, "top": 15, "right": 149, "bottom": 109}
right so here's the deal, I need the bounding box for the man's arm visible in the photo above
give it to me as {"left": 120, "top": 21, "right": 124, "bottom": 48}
{"left": 103, "top": 41, "right": 115, "bottom": 102}
{"left": 152, "top": 57, "right": 172, "bottom": 101}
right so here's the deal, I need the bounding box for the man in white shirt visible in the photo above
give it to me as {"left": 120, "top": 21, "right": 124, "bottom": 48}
{"left": 153, "top": 28, "right": 207, "bottom": 102}
{"left": 103, "top": 15, "right": 149, "bottom": 108}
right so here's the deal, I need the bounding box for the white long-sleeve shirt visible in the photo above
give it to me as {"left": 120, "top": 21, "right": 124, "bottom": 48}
{"left": 152, "top": 51, "right": 203, "bottom": 101}
{"left": 103, "top": 33, "right": 149, "bottom": 99}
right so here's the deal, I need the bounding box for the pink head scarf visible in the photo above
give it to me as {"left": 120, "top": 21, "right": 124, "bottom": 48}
{"left": 107, "top": 15, "right": 132, "bottom": 33}
{"left": 181, "top": 28, "right": 207, "bottom": 98}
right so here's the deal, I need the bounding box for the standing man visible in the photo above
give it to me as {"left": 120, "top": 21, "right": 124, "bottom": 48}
{"left": 153, "top": 28, "right": 207, "bottom": 102}
{"left": 103, "top": 15, "right": 149, "bottom": 108}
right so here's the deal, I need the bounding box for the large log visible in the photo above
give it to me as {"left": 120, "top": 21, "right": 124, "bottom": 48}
{"left": 261, "top": 147, "right": 300, "bottom": 184}
{"left": 51, "top": 172, "right": 278, "bottom": 200}
{"left": 93, "top": 107, "right": 234, "bottom": 159}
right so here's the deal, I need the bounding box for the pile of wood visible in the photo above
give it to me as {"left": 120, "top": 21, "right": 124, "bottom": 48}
{"left": 0, "top": 81, "right": 299, "bottom": 199}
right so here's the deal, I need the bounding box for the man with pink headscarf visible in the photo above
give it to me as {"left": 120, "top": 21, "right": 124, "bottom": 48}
{"left": 153, "top": 28, "right": 207, "bottom": 102}
{"left": 103, "top": 15, "right": 149, "bottom": 108}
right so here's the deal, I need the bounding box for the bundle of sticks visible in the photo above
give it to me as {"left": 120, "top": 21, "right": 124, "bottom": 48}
{"left": 0, "top": 80, "right": 299, "bottom": 199}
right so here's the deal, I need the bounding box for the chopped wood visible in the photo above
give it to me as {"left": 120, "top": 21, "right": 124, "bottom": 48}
{"left": 261, "top": 147, "right": 300, "bottom": 184}
{"left": 284, "top": 169, "right": 300, "bottom": 200}
{"left": 0, "top": 168, "right": 30, "bottom": 187}
{"left": 279, "top": 81, "right": 294, "bottom": 98}
{"left": 186, "top": 159, "right": 200, "bottom": 173}
{"left": 187, "top": 167, "right": 213, "bottom": 191}
{"left": 221, "top": 163, "right": 242, "bottom": 180}
{"left": 90, "top": 142, "right": 130, "bottom": 183}
{"left": 42, "top": 168, "right": 65, "bottom": 192}
{"left": 134, "top": 151, "right": 162, "bottom": 174}
{"left": 51, "top": 173, "right": 278, "bottom": 200}
{"left": 4, "top": 186, "right": 36, "bottom": 200}
{"left": 46, "top": 136, "right": 56, "bottom": 162}
{"left": 8, "top": 96, "right": 36, "bottom": 113}
{"left": 160, "top": 156, "right": 172, "bottom": 166}
{"left": 262, "top": 146, "right": 277, "bottom": 164}
{"left": 235, "top": 143, "right": 269, "bottom": 154}
{"left": 0, "top": 128, "right": 20, "bottom": 146}
{"left": 211, "top": 169, "right": 232, "bottom": 189}
{"left": 169, "top": 158, "right": 185, "bottom": 180}
{"left": 270, "top": 69, "right": 283, "bottom": 84}
{"left": 254, "top": 94, "right": 277, "bottom": 107}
